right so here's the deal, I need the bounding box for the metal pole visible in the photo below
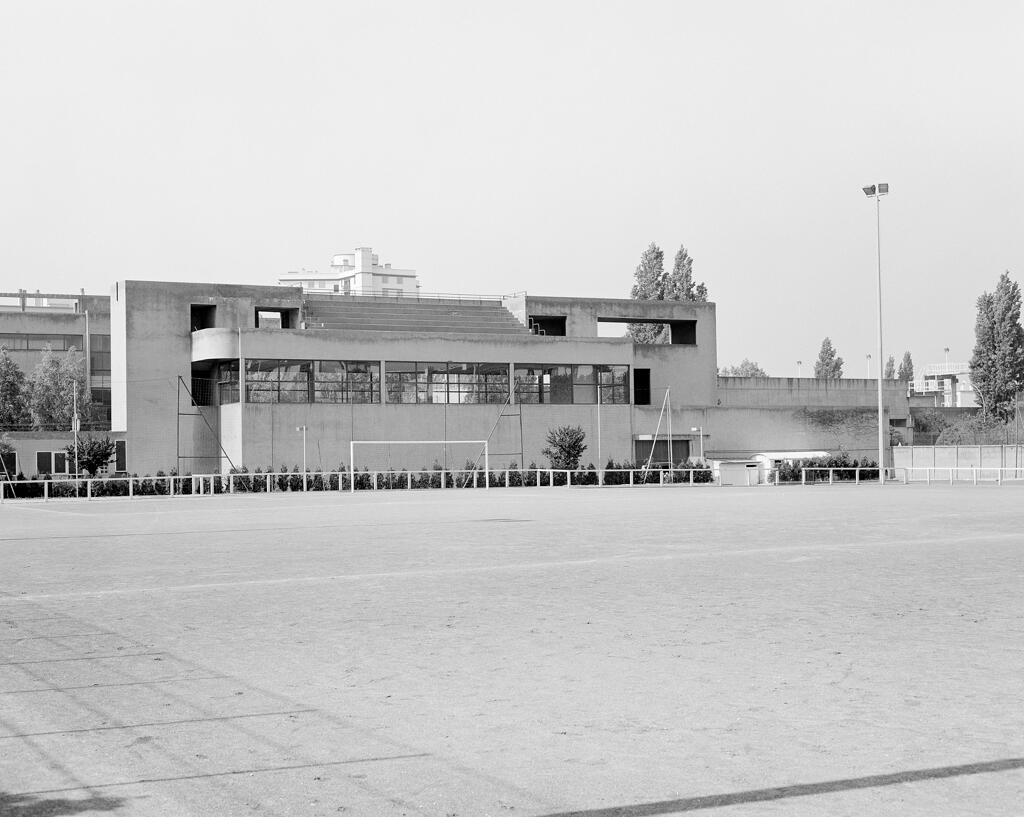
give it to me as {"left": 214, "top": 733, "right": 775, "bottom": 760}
{"left": 596, "top": 383, "right": 601, "bottom": 480}
{"left": 73, "top": 384, "right": 79, "bottom": 478}
{"left": 667, "top": 387, "right": 673, "bottom": 469}
{"left": 875, "top": 192, "right": 885, "bottom": 484}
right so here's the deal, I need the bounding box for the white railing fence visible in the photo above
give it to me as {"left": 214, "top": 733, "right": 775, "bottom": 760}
{"left": 895, "top": 466, "right": 1024, "bottom": 485}
{"left": 0, "top": 468, "right": 719, "bottom": 502}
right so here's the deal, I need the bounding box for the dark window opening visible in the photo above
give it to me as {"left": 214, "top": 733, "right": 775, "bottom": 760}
{"left": 634, "top": 439, "right": 690, "bottom": 467}
{"left": 529, "top": 316, "right": 567, "bottom": 336}
{"left": 255, "top": 308, "right": 297, "bottom": 329}
{"left": 115, "top": 440, "right": 127, "bottom": 472}
{"left": 634, "top": 369, "right": 651, "bottom": 405}
{"left": 190, "top": 305, "right": 216, "bottom": 331}
{"left": 0, "top": 452, "right": 16, "bottom": 478}
{"left": 597, "top": 318, "right": 697, "bottom": 345}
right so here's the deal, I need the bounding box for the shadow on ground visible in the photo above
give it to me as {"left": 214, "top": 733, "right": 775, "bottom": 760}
{"left": 0, "top": 791, "right": 126, "bottom": 816}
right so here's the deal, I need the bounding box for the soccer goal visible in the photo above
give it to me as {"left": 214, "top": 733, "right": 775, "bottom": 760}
{"left": 349, "top": 440, "right": 490, "bottom": 492}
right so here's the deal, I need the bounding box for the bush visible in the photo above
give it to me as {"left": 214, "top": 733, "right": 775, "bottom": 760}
{"left": 542, "top": 425, "right": 587, "bottom": 470}
{"left": 774, "top": 453, "right": 878, "bottom": 483}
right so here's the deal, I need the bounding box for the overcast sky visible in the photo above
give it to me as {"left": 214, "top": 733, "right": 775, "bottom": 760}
{"left": 2, "top": 1, "right": 1021, "bottom": 376}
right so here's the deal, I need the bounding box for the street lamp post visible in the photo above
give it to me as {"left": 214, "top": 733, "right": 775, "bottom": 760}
{"left": 863, "top": 182, "right": 889, "bottom": 483}
{"left": 296, "top": 425, "right": 307, "bottom": 491}
{"left": 690, "top": 426, "right": 703, "bottom": 462}
{"left": 866, "top": 353, "right": 872, "bottom": 379}
{"left": 797, "top": 360, "right": 803, "bottom": 378}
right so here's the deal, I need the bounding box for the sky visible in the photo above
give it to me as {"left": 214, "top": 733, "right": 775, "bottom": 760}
{"left": 1, "top": 1, "right": 1021, "bottom": 377}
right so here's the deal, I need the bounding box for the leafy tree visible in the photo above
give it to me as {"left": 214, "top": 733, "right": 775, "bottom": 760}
{"left": 897, "top": 351, "right": 914, "bottom": 382}
{"left": 719, "top": 359, "right": 768, "bottom": 377}
{"left": 814, "top": 337, "right": 844, "bottom": 379}
{"left": 969, "top": 271, "right": 1024, "bottom": 422}
{"left": 935, "top": 414, "right": 1011, "bottom": 445}
{"left": 628, "top": 243, "right": 666, "bottom": 343}
{"left": 64, "top": 435, "right": 117, "bottom": 476}
{"left": 663, "top": 245, "right": 709, "bottom": 304}
{"left": 29, "top": 347, "right": 90, "bottom": 430}
{"left": 0, "top": 348, "right": 30, "bottom": 428}
{"left": 883, "top": 355, "right": 896, "bottom": 379}
{"left": 541, "top": 425, "right": 587, "bottom": 470}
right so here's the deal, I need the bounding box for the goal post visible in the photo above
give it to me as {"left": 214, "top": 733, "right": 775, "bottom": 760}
{"left": 349, "top": 440, "right": 490, "bottom": 492}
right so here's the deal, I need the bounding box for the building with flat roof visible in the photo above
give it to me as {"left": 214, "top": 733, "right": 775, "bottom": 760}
{"left": 2, "top": 277, "right": 912, "bottom": 478}
{"left": 278, "top": 247, "right": 419, "bottom": 297}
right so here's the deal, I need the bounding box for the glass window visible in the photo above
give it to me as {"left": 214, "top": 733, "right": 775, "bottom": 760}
{"left": 314, "top": 360, "right": 379, "bottom": 403}
{"left": 572, "top": 365, "right": 597, "bottom": 404}
{"left": 90, "top": 334, "right": 111, "bottom": 374}
{"left": 245, "top": 359, "right": 311, "bottom": 403}
{"left": 385, "top": 361, "right": 417, "bottom": 404}
{"left": 0, "top": 334, "right": 28, "bottom": 350}
{"left": 218, "top": 360, "right": 240, "bottom": 404}
{"left": 599, "top": 365, "right": 630, "bottom": 404}
{"left": 417, "top": 362, "right": 448, "bottom": 404}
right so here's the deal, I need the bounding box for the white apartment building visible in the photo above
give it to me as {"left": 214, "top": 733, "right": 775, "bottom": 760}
{"left": 913, "top": 362, "right": 977, "bottom": 408}
{"left": 278, "top": 247, "right": 419, "bottom": 296}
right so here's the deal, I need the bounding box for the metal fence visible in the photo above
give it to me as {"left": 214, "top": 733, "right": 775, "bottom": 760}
{"left": 0, "top": 468, "right": 718, "bottom": 501}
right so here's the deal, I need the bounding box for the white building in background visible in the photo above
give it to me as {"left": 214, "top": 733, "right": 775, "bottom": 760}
{"left": 278, "top": 247, "right": 420, "bottom": 296}
{"left": 913, "top": 362, "right": 977, "bottom": 407}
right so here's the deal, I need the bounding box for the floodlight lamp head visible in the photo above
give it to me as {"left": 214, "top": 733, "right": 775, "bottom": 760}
{"left": 690, "top": 427, "right": 700, "bottom": 433}
{"left": 862, "top": 185, "right": 876, "bottom": 197}
{"left": 878, "top": 182, "right": 889, "bottom": 195}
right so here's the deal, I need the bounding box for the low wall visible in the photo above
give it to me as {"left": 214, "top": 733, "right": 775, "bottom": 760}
{"left": 893, "top": 445, "right": 1024, "bottom": 470}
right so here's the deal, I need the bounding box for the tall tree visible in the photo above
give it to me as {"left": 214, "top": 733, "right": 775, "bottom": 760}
{"left": 814, "top": 337, "right": 844, "bottom": 379}
{"left": 663, "top": 245, "right": 709, "bottom": 304}
{"left": 896, "top": 351, "right": 914, "bottom": 382}
{"left": 628, "top": 243, "right": 666, "bottom": 343}
{"left": 28, "top": 347, "right": 90, "bottom": 430}
{"left": 719, "top": 359, "right": 768, "bottom": 377}
{"left": 969, "top": 271, "right": 1024, "bottom": 421}
{"left": 883, "top": 355, "right": 896, "bottom": 379}
{"left": 0, "top": 348, "right": 30, "bottom": 428}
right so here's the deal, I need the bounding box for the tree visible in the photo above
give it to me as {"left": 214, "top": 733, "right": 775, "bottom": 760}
{"left": 541, "top": 425, "right": 587, "bottom": 470}
{"left": 969, "top": 272, "right": 1024, "bottom": 422}
{"left": 64, "top": 435, "right": 117, "bottom": 476}
{"left": 883, "top": 355, "right": 896, "bottom": 379}
{"left": 0, "top": 348, "right": 30, "bottom": 428}
{"left": 814, "top": 337, "right": 844, "bottom": 379}
{"left": 28, "top": 347, "right": 90, "bottom": 430}
{"left": 896, "top": 351, "right": 914, "bottom": 382}
{"left": 663, "top": 245, "right": 709, "bottom": 304}
{"left": 719, "top": 359, "right": 768, "bottom": 377}
{"left": 628, "top": 243, "right": 666, "bottom": 343}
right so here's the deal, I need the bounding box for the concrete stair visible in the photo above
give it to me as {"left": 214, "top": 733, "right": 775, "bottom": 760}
{"left": 302, "top": 296, "right": 531, "bottom": 336}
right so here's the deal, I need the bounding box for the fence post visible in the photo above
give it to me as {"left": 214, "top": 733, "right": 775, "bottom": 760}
{"left": 44, "top": 480, "right": 49, "bottom": 501}
{"left": 997, "top": 468, "right": 1002, "bottom": 486}
{"left": 855, "top": 468, "right": 860, "bottom": 485}
{"left": 972, "top": 466, "right": 977, "bottom": 486}
{"left": 829, "top": 469, "right": 834, "bottom": 485}
{"left": 801, "top": 469, "right": 806, "bottom": 486}
{"left": 505, "top": 470, "right": 510, "bottom": 488}
{"left": 690, "top": 470, "right": 694, "bottom": 485}
{"left": 87, "top": 479, "right": 92, "bottom": 500}
{"left": 629, "top": 470, "right": 634, "bottom": 486}
{"left": 548, "top": 469, "right": 553, "bottom": 487}
{"left": 128, "top": 477, "right": 134, "bottom": 498}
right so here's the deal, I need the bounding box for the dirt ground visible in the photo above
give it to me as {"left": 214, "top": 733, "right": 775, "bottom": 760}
{"left": 1, "top": 484, "right": 1022, "bottom": 816}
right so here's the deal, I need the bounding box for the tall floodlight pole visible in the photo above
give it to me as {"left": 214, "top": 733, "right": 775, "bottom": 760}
{"left": 863, "top": 182, "right": 889, "bottom": 483}
{"left": 797, "top": 360, "right": 802, "bottom": 378}
{"left": 866, "top": 353, "right": 872, "bottom": 379}
{"left": 690, "top": 426, "right": 703, "bottom": 461}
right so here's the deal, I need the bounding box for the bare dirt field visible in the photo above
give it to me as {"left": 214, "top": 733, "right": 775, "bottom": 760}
{"left": 1, "top": 485, "right": 1022, "bottom": 816}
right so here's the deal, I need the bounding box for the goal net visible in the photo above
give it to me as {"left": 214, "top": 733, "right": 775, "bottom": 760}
{"left": 349, "top": 440, "right": 490, "bottom": 491}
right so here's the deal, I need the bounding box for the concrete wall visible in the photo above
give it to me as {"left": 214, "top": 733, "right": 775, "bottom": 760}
{"left": 228, "top": 402, "right": 632, "bottom": 472}
{"left": 116, "top": 281, "right": 303, "bottom": 474}
{"left": 893, "top": 445, "right": 1024, "bottom": 470}
{"left": 716, "top": 377, "right": 910, "bottom": 418}
{"left": 0, "top": 430, "right": 126, "bottom": 478}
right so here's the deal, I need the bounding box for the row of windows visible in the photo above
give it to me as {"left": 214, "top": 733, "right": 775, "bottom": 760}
{"left": 0, "top": 333, "right": 85, "bottom": 351}
{"left": 211, "top": 360, "right": 630, "bottom": 406}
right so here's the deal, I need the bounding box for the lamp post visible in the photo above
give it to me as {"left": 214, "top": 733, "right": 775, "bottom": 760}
{"left": 866, "top": 353, "right": 872, "bottom": 379}
{"left": 296, "top": 425, "right": 307, "bottom": 490}
{"left": 944, "top": 346, "right": 950, "bottom": 368}
{"left": 690, "top": 426, "right": 703, "bottom": 461}
{"left": 797, "top": 360, "right": 802, "bottom": 378}
{"left": 863, "top": 182, "right": 889, "bottom": 483}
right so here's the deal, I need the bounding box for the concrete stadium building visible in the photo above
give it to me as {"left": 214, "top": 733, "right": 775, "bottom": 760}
{"left": 3, "top": 273, "right": 912, "bottom": 478}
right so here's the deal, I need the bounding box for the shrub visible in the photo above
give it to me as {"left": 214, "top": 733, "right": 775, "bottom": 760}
{"left": 542, "top": 425, "right": 587, "bottom": 470}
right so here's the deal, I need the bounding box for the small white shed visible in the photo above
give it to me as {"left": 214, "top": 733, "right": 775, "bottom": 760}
{"left": 712, "top": 459, "right": 761, "bottom": 486}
